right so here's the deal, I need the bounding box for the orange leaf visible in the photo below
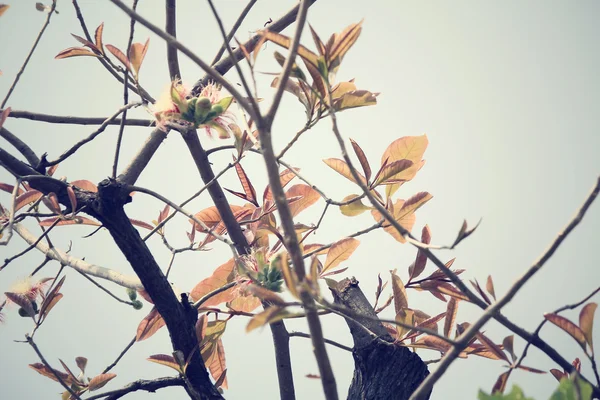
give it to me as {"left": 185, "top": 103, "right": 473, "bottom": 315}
{"left": 55, "top": 47, "right": 100, "bottom": 59}
{"left": 190, "top": 259, "right": 236, "bottom": 306}
{"left": 323, "top": 158, "right": 366, "bottom": 185}
{"left": 88, "top": 373, "right": 116, "bottom": 391}
{"left": 246, "top": 306, "right": 290, "bottom": 332}
{"left": 29, "top": 363, "right": 74, "bottom": 385}
{"left": 474, "top": 332, "right": 508, "bottom": 361}
{"left": 71, "top": 180, "right": 98, "bottom": 192}
{"left": 371, "top": 198, "right": 419, "bottom": 243}
{"left": 129, "top": 39, "right": 149, "bottom": 77}
{"left": 322, "top": 237, "right": 359, "bottom": 275}
{"left": 328, "top": 21, "right": 363, "bottom": 69}
{"left": 38, "top": 293, "right": 62, "bottom": 322}
{"left": 544, "top": 313, "right": 587, "bottom": 350}
{"left": 286, "top": 184, "right": 320, "bottom": 217}
{"left": 579, "top": 302, "right": 597, "bottom": 352}
{"left": 205, "top": 339, "right": 228, "bottom": 389}
{"left": 94, "top": 23, "right": 105, "bottom": 55}
{"left": 136, "top": 308, "right": 166, "bottom": 341}
{"left": 381, "top": 135, "right": 428, "bottom": 197}
{"left": 443, "top": 298, "right": 458, "bottom": 338}
{"left": 191, "top": 205, "right": 243, "bottom": 232}
{"left": 390, "top": 270, "right": 408, "bottom": 313}
{"left": 333, "top": 90, "right": 378, "bottom": 111}
{"left": 39, "top": 216, "right": 101, "bottom": 227}
{"left": 258, "top": 30, "right": 319, "bottom": 68}
{"left": 105, "top": 44, "right": 131, "bottom": 70}
{"left": 229, "top": 293, "right": 261, "bottom": 313}
{"left": 486, "top": 275, "right": 496, "bottom": 300}
{"left": 263, "top": 168, "right": 298, "bottom": 203}
{"left": 147, "top": 354, "right": 181, "bottom": 372}
{"left": 0, "top": 4, "right": 9, "bottom": 17}
{"left": 130, "top": 218, "right": 153, "bottom": 230}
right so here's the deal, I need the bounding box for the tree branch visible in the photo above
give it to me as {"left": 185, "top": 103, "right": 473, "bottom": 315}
{"left": 85, "top": 376, "right": 184, "bottom": 400}
{"left": 165, "top": 0, "right": 181, "bottom": 80}
{"left": 209, "top": 0, "right": 257, "bottom": 66}
{"left": 6, "top": 110, "right": 153, "bottom": 127}
{"left": 0, "top": 127, "right": 40, "bottom": 167}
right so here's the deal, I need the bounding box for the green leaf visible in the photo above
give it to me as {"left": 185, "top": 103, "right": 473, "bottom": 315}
{"left": 478, "top": 385, "right": 534, "bottom": 400}
{"left": 550, "top": 376, "right": 593, "bottom": 400}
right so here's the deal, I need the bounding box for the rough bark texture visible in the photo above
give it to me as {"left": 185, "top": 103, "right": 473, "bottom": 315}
{"left": 331, "top": 278, "right": 431, "bottom": 400}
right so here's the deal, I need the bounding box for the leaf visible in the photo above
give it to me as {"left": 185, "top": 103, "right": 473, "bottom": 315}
{"left": 129, "top": 38, "right": 149, "bottom": 77}
{"left": 71, "top": 180, "right": 98, "bottom": 192}
{"left": 339, "top": 194, "right": 371, "bottom": 216}
{"left": 322, "top": 237, "right": 359, "bottom": 275}
{"left": 381, "top": 135, "right": 428, "bottom": 197}
{"left": 15, "top": 190, "right": 43, "bottom": 211}
{"left": 372, "top": 159, "right": 414, "bottom": 187}
{"left": 328, "top": 21, "right": 363, "bottom": 70}
{"left": 349, "top": 139, "right": 371, "bottom": 181}
{"left": 205, "top": 339, "right": 228, "bottom": 389}
{"left": 38, "top": 293, "right": 62, "bottom": 322}
{"left": 333, "top": 90, "right": 378, "bottom": 111}
{"left": 200, "top": 320, "right": 228, "bottom": 386}
{"left": 579, "top": 302, "right": 597, "bottom": 352}
{"left": 372, "top": 195, "right": 430, "bottom": 243}
{"left": 452, "top": 219, "right": 482, "bottom": 248}
{"left": 550, "top": 376, "right": 593, "bottom": 400}
{"left": 263, "top": 168, "right": 298, "bottom": 203}
{"left": 410, "top": 225, "right": 431, "bottom": 281}
{"left": 39, "top": 216, "right": 101, "bottom": 227}
{"left": 475, "top": 332, "right": 508, "bottom": 361}
{"left": 478, "top": 385, "right": 534, "bottom": 400}
{"left": 544, "top": 313, "right": 587, "bottom": 350}
{"left": 5, "top": 292, "right": 35, "bottom": 317}
{"left": 246, "top": 305, "right": 290, "bottom": 332}
{"left": 130, "top": 219, "right": 153, "bottom": 230}
{"left": 190, "top": 259, "right": 236, "bottom": 306}
{"left": 105, "top": 44, "right": 131, "bottom": 70}
{"left": 233, "top": 161, "right": 258, "bottom": 206}
{"left": 191, "top": 205, "right": 243, "bottom": 232}
{"left": 66, "top": 186, "right": 77, "bottom": 214}
{"left": 436, "top": 284, "right": 471, "bottom": 302}
{"left": 286, "top": 184, "right": 320, "bottom": 217}
{"left": 390, "top": 270, "right": 408, "bottom": 313}
{"left": 550, "top": 369, "right": 567, "bottom": 382}
{"left": 88, "top": 373, "right": 116, "bottom": 391}
{"left": 443, "top": 298, "right": 458, "bottom": 338}
{"left": 0, "top": 4, "right": 9, "bottom": 17}
{"left": 0, "top": 106, "right": 10, "bottom": 129}
{"left": 272, "top": 254, "right": 298, "bottom": 299}
{"left": 147, "top": 354, "right": 181, "bottom": 372}
{"left": 323, "top": 158, "right": 366, "bottom": 185}
{"left": 29, "top": 363, "right": 74, "bottom": 384}
{"left": 0, "top": 182, "right": 23, "bottom": 195}
{"left": 485, "top": 275, "right": 497, "bottom": 300}
{"left": 94, "top": 23, "right": 105, "bottom": 55}
{"left": 502, "top": 335, "right": 516, "bottom": 362}
{"left": 491, "top": 371, "right": 511, "bottom": 395}
{"left": 246, "top": 284, "right": 286, "bottom": 306}
{"left": 71, "top": 34, "right": 101, "bottom": 54}
{"left": 259, "top": 30, "right": 319, "bottom": 68}
{"left": 55, "top": 47, "right": 100, "bottom": 59}
{"left": 136, "top": 308, "right": 166, "bottom": 341}
{"left": 75, "top": 357, "right": 87, "bottom": 375}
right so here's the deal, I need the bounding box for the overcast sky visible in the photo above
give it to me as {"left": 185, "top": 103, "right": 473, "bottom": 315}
{"left": 1, "top": 1, "right": 599, "bottom": 399}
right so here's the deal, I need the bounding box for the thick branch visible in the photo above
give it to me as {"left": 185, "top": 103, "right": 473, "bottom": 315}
{"left": 331, "top": 278, "right": 430, "bottom": 400}
{"left": 6, "top": 110, "right": 153, "bottom": 127}
{"left": 0, "top": 127, "right": 40, "bottom": 167}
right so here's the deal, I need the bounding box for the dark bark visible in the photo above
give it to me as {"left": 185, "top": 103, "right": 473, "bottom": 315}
{"left": 331, "top": 278, "right": 431, "bottom": 400}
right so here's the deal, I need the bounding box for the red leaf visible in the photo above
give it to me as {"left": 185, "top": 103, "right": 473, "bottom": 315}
{"left": 544, "top": 313, "right": 587, "bottom": 349}
{"left": 105, "top": 44, "right": 131, "bottom": 70}
{"left": 286, "top": 184, "right": 320, "bottom": 217}
{"left": 94, "top": 23, "right": 105, "bottom": 55}
{"left": 409, "top": 225, "right": 431, "bottom": 281}
{"left": 129, "top": 38, "right": 150, "bottom": 76}
{"left": 349, "top": 138, "right": 371, "bottom": 181}
{"left": 147, "top": 354, "right": 181, "bottom": 372}
{"left": 55, "top": 47, "right": 100, "bottom": 59}
{"left": 136, "top": 308, "right": 166, "bottom": 341}
{"left": 0, "top": 106, "right": 10, "bottom": 130}
{"left": 88, "top": 373, "right": 116, "bottom": 391}
{"left": 15, "top": 190, "right": 43, "bottom": 211}
{"left": 130, "top": 218, "right": 153, "bottom": 230}
{"left": 233, "top": 161, "right": 258, "bottom": 206}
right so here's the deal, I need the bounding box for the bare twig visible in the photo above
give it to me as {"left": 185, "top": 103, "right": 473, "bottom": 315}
{"left": 1, "top": 218, "right": 60, "bottom": 267}
{"left": 109, "top": 0, "right": 256, "bottom": 121}
{"left": 85, "top": 376, "right": 184, "bottom": 400}
{"left": 290, "top": 331, "right": 353, "bottom": 352}
{"left": 102, "top": 336, "right": 136, "bottom": 374}
{"left": 410, "top": 176, "right": 600, "bottom": 400}
{"left": 75, "top": 269, "right": 136, "bottom": 306}
{"left": 1, "top": 1, "right": 57, "bottom": 108}
{"left": 6, "top": 110, "right": 153, "bottom": 127}
{"left": 25, "top": 334, "right": 83, "bottom": 400}
{"left": 193, "top": 281, "right": 237, "bottom": 309}
{"left": 112, "top": 0, "right": 139, "bottom": 178}
{"left": 43, "top": 102, "right": 142, "bottom": 168}
{"left": 210, "top": 0, "right": 257, "bottom": 66}
{"left": 12, "top": 223, "right": 143, "bottom": 289}
{"left": 166, "top": 0, "right": 181, "bottom": 80}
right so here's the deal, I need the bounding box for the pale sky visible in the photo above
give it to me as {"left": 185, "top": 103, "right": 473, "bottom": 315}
{"left": 1, "top": 1, "right": 599, "bottom": 399}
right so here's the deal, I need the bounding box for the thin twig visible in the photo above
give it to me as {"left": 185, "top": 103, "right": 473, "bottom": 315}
{"left": 410, "top": 176, "right": 600, "bottom": 400}
{"left": 210, "top": 0, "right": 257, "bottom": 66}
{"left": 112, "top": 0, "right": 139, "bottom": 178}
{"left": 85, "top": 377, "right": 184, "bottom": 400}
{"left": 43, "top": 102, "right": 142, "bottom": 167}
{"left": 290, "top": 331, "right": 353, "bottom": 352}
{"left": 193, "top": 281, "right": 237, "bottom": 309}
{"left": 25, "top": 334, "right": 83, "bottom": 400}
{"left": 75, "top": 269, "right": 135, "bottom": 306}
{"left": 207, "top": 0, "right": 260, "bottom": 119}
{"left": 102, "top": 336, "right": 136, "bottom": 374}
{"left": 1, "top": 1, "right": 57, "bottom": 108}
{"left": 7, "top": 110, "right": 153, "bottom": 127}
{"left": 108, "top": 0, "right": 256, "bottom": 121}
{"left": 1, "top": 218, "right": 60, "bottom": 268}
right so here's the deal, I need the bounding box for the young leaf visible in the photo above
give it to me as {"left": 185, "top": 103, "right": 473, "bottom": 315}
{"left": 233, "top": 161, "right": 258, "bottom": 206}
{"left": 5, "top": 292, "right": 35, "bottom": 317}
{"left": 339, "top": 194, "right": 371, "bottom": 216}
{"left": 147, "top": 354, "right": 181, "bottom": 372}
{"left": 308, "top": 24, "right": 326, "bottom": 57}
{"left": 136, "top": 308, "right": 166, "bottom": 341}
{"left": 286, "top": 184, "right": 320, "bottom": 217}
{"left": 130, "top": 219, "right": 153, "bottom": 230}
{"left": 0, "top": 106, "right": 10, "bottom": 130}
{"left": 66, "top": 186, "right": 77, "bottom": 214}
{"left": 94, "top": 23, "right": 105, "bottom": 55}
{"left": 323, "top": 158, "right": 367, "bottom": 185}
{"left": 246, "top": 284, "right": 286, "bottom": 306}
{"left": 371, "top": 195, "right": 430, "bottom": 243}
{"left": 75, "top": 357, "right": 87, "bottom": 375}
{"left": 263, "top": 168, "right": 298, "bottom": 203}
{"left": 273, "top": 254, "right": 298, "bottom": 299}
{"left": 29, "top": 363, "right": 73, "bottom": 384}
{"left": 322, "top": 237, "right": 360, "bottom": 275}
{"left": 129, "top": 38, "right": 149, "bottom": 77}
{"left": 0, "top": 4, "right": 9, "bottom": 17}
{"left": 544, "top": 313, "right": 587, "bottom": 350}
{"left": 502, "top": 335, "right": 517, "bottom": 362}
{"left": 390, "top": 270, "right": 408, "bottom": 313}
{"left": 443, "top": 298, "right": 458, "bottom": 338}
{"left": 55, "top": 47, "right": 99, "bottom": 59}
{"left": 328, "top": 21, "right": 363, "bottom": 70}
{"left": 475, "top": 332, "right": 509, "bottom": 362}
{"left": 349, "top": 138, "right": 371, "bottom": 181}
{"left": 15, "top": 190, "right": 43, "bottom": 211}
{"left": 38, "top": 293, "right": 62, "bottom": 322}
{"left": 190, "top": 259, "right": 236, "bottom": 306}
{"left": 333, "top": 90, "right": 378, "bottom": 111}
{"left": 491, "top": 371, "right": 511, "bottom": 395}
{"left": 452, "top": 219, "right": 482, "bottom": 248}
{"left": 246, "top": 306, "right": 290, "bottom": 332}
{"left": 381, "top": 135, "right": 428, "bottom": 198}
{"left": 88, "top": 373, "right": 117, "bottom": 391}
{"left": 371, "top": 159, "right": 413, "bottom": 187}
{"left": 409, "top": 225, "right": 431, "bottom": 281}
{"left": 258, "top": 30, "right": 319, "bottom": 68}
{"left": 579, "top": 302, "right": 597, "bottom": 352}
{"left": 205, "top": 339, "right": 228, "bottom": 389}
{"left": 105, "top": 44, "right": 131, "bottom": 70}
{"left": 486, "top": 275, "right": 496, "bottom": 300}
{"left": 39, "top": 216, "right": 101, "bottom": 227}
